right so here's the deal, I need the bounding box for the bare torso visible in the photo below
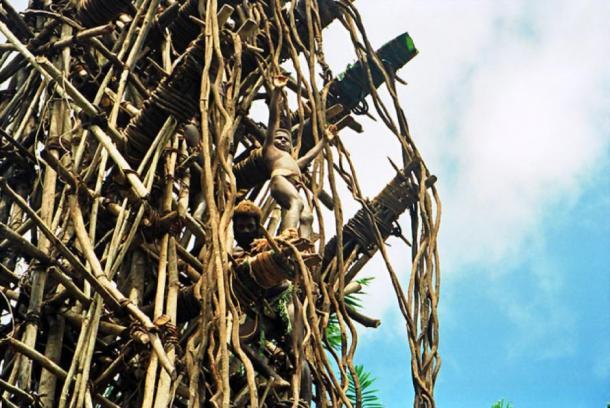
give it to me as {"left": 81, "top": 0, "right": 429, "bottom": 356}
{"left": 262, "top": 73, "right": 322, "bottom": 239}
{"left": 264, "top": 146, "right": 301, "bottom": 178}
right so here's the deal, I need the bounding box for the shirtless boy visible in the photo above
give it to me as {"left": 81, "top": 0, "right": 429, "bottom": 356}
{"left": 264, "top": 74, "right": 333, "bottom": 239}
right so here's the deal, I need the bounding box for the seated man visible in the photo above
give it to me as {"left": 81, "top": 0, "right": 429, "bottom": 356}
{"left": 177, "top": 200, "right": 312, "bottom": 404}
{"left": 230, "top": 200, "right": 295, "bottom": 300}
{"left": 178, "top": 200, "right": 294, "bottom": 322}
{"left": 232, "top": 199, "right": 264, "bottom": 253}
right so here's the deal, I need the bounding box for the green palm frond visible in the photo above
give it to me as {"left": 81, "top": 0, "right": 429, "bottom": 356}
{"left": 325, "top": 277, "right": 376, "bottom": 351}
{"left": 491, "top": 399, "right": 513, "bottom": 408}
{"left": 325, "top": 314, "right": 342, "bottom": 351}
{"left": 347, "top": 364, "right": 383, "bottom": 408}
{"left": 345, "top": 277, "right": 374, "bottom": 309}
{"left": 356, "top": 277, "right": 375, "bottom": 287}
{"left": 325, "top": 278, "right": 375, "bottom": 351}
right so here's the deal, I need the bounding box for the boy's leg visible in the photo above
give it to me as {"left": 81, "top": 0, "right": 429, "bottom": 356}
{"left": 298, "top": 204, "right": 313, "bottom": 240}
{"left": 270, "top": 175, "right": 303, "bottom": 232}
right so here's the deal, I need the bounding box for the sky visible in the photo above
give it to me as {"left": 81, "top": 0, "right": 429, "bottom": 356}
{"left": 4, "top": 0, "right": 610, "bottom": 407}
{"left": 316, "top": 1, "right": 610, "bottom": 407}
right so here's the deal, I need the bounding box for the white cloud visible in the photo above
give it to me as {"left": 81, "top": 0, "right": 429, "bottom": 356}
{"left": 439, "top": 0, "right": 610, "bottom": 270}
{"left": 331, "top": 0, "right": 610, "bottom": 274}
{"left": 317, "top": 1, "right": 610, "bottom": 357}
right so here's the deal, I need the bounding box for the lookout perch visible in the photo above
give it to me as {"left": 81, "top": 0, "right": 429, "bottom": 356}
{"left": 0, "top": 1, "right": 441, "bottom": 407}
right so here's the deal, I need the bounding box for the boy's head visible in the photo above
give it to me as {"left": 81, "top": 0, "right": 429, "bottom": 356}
{"left": 274, "top": 128, "right": 292, "bottom": 152}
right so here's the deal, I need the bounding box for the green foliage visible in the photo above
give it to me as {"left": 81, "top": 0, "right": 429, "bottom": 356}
{"left": 347, "top": 365, "right": 383, "bottom": 408}
{"left": 345, "top": 277, "right": 374, "bottom": 309}
{"left": 324, "top": 277, "right": 375, "bottom": 352}
{"left": 491, "top": 399, "right": 513, "bottom": 408}
{"left": 325, "top": 314, "right": 342, "bottom": 351}
{"left": 274, "top": 285, "right": 293, "bottom": 334}
{"left": 325, "top": 279, "right": 383, "bottom": 407}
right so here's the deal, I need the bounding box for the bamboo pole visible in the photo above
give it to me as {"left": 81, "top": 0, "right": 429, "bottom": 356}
{"left": 16, "top": 81, "right": 62, "bottom": 391}
{"left": 0, "top": 21, "right": 148, "bottom": 198}
{"left": 68, "top": 194, "right": 176, "bottom": 377}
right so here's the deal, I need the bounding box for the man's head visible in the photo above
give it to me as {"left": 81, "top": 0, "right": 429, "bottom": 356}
{"left": 274, "top": 128, "right": 292, "bottom": 152}
{"left": 233, "top": 200, "right": 262, "bottom": 249}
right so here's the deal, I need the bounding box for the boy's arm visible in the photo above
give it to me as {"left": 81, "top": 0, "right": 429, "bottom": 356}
{"left": 297, "top": 125, "right": 336, "bottom": 169}
{"left": 297, "top": 138, "right": 326, "bottom": 169}
{"left": 265, "top": 75, "right": 288, "bottom": 150}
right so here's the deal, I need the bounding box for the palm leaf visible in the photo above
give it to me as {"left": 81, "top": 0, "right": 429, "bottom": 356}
{"left": 347, "top": 364, "right": 383, "bottom": 408}
{"left": 491, "top": 399, "right": 513, "bottom": 408}
{"left": 325, "top": 314, "right": 342, "bottom": 351}
{"left": 325, "top": 278, "right": 375, "bottom": 351}
{"left": 345, "top": 277, "right": 374, "bottom": 309}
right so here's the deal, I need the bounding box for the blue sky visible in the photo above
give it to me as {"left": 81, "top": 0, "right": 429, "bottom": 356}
{"left": 320, "top": 1, "right": 610, "bottom": 407}
{"left": 353, "top": 175, "right": 610, "bottom": 407}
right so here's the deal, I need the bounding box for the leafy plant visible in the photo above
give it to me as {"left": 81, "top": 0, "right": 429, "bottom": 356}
{"left": 325, "top": 279, "right": 383, "bottom": 407}
{"left": 345, "top": 277, "right": 374, "bottom": 310}
{"left": 325, "top": 314, "right": 342, "bottom": 351}
{"left": 491, "top": 399, "right": 513, "bottom": 408}
{"left": 325, "top": 277, "right": 375, "bottom": 351}
{"left": 347, "top": 364, "right": 383, "bottom": 408}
